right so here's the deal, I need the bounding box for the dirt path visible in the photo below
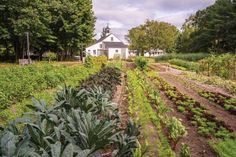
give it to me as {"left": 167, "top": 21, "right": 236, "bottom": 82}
{"left": 113, "top": 71, "right": 129, "bottom": 129}
{"left": 145, "top": 76, "right": 217, "bottom": 157}
{"left": 152, "top": 63, "right": 236, "bottom": 131}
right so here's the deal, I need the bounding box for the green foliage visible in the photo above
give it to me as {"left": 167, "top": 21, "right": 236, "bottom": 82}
{"left": 127, "top": 70, "right": 175, "bottom": 157}
{"left": 210, "top": 139, "right": 236, "bottom": 157}
{"left": 169, "top": 59, "right": 200, "bottom": 72}
{"left": 184, "top": 72, "right": 236, "bottom": 95}
{"left": 84, "top": 56, "right": 107, "bottom": 68}
{"left": 177, "top": 0, "right": 236, "bottom": 53}
{"left": 127, "top": 20, "right": 179, "bottom": 55}
{"left": 80, "top": 66, "right": 121, "bottom": 93}
{"left": 165, "top": 117, "right": 186, "bottom": 149}
{"left": 0, "top": 63, "right": 97, "bottom": 110}
{"left": 46, "top": 52, "right": 57, "bottom": 62}
{"left": 0, "top": 0, "right": 95, "bottom": 60}
{"left": 0, "top": 70, "right": 139, "bottom": 157}
{"left": 180, "top": 143, "right": 190, "bottom": 157}
{"left": 199, "top": 54, "right": 236, "bottom": 80}
{"left": 135, "top": 57, "right": 148, "bottom": 70}
{"left": 155, "top": 53, "right": 209, "bottom": 62}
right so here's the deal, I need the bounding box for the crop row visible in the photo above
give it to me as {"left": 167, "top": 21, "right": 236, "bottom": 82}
{"left": 199, "top": 91, "right": 236, "bottom": 115}
{"left": 0, "top": 63, "right": 99, "bottom": 110}
{"left": 145, "top": 69, "right": 233, "bottom": 139}
{"left": 127, "top": 69, "right": 190, "bottom": 157}
{"left": 127, "top": 69, "right": 175, "bottom": 157}
{"left": 165, "top": 74, "right": 236, "bottom": 115}
{"left": 0, "top": 66, "right": 140, "bottom": 157}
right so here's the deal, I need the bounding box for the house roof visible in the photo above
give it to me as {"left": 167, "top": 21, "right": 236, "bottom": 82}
{"left": 104, "top": 42, "right": 128, "bottom": 49}
{"left": 96, "top": 34, "right": 111, "bottom": 44}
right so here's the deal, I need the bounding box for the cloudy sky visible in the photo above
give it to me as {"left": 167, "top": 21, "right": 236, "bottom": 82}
{"left": 92, "top": 0, "right": 215, "bottom": 41}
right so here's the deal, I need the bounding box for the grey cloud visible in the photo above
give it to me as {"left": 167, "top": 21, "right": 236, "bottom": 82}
{"left": 92, "top": 0, "right": 215, "bottom": 40}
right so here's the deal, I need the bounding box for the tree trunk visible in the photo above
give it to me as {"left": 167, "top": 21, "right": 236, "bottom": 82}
{"left": 13, "top": 38, "right": 22, "bottom": 61}
{"left": 4, "top": 40, "right": 10, "bottom": 60}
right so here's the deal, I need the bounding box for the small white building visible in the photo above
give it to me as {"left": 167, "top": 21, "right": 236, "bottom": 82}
{"left": 85, "top": 27, "right": 129, "bottom": 59}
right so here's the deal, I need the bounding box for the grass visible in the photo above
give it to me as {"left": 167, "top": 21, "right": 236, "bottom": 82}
{"left": 210, "top": 139, "right": 236, "bottom": 157}
{"left": 155, "top": 53, "right": 209, "bottom": 62}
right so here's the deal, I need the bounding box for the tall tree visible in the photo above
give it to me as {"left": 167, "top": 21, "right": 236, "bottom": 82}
{"left": 177, "top": 0, "right": 236, "bottom": 53}
{"left": 0, "top": 0, "right": 95, "bottom": 61}
{"left": 127, "top": 20, "right": 179, "bottom": 55}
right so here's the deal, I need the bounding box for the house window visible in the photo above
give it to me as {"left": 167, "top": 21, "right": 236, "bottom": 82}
{"left": 88, "top": 50, "right": 91, "bottom": 52}
{"left": 116, "top": 49, "right": 119, "bottom": 53}
{"left": 111, "top": 37, "right": 114, "bottom": 41}
{"left": 93, "top": 50, "right": 96, "bottom": 55}
{"left": 100, "top": 44, "right": 102, "bottom": 48}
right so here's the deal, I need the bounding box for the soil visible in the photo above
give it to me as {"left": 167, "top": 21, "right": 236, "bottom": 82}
{"left": 145, "top": 76, "right": 217, "bottom": 157}
{"left": 152, "top": 63, "right": 236, "bottom": 131}
{"left": 112, "top": 72, "right": 129, "bottom": 129}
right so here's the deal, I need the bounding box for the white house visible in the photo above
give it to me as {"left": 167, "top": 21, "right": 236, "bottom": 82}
{"left": 85, "top": 27, "right": 129, "bottom": 59}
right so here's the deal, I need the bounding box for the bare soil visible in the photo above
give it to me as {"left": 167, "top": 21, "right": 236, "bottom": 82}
{"left": 152, "top": 64, "right": 236, "bottom": 131}
{"left": 113, "top": 72, "right": 129, "bottom": 129}
{"left": 146, "top": 76, "right": 217, "bottom": 157}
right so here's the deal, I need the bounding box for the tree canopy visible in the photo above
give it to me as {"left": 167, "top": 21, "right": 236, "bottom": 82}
{"left": 177, "top": 0, "right": 236, "bottom": 53}
{"left": 127, "top": 20, "right": 179, "bottom": 55}
{"left": 0, "top": 0, "right": 95, "bottom": 61}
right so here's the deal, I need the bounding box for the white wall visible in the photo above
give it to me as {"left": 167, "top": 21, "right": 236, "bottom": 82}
{"left": 85, "top": 42, "right": 102, "bottom": 56}
{"left": 107, "top": 48, "right": 121, "bottom": 59}
{"left": 103, "top": 34, "right": 121, "bottom": 42}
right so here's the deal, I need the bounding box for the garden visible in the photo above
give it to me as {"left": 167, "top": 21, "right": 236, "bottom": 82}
{"left": 0, "top": 55, "right": 236, "bottom": 157}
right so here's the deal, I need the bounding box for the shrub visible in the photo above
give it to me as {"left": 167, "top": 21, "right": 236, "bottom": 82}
{"left": 46, "top": 51, "right": 57, "bottom": 62}
{"left": 199, "top": 54, "right": 236, "bottom": 80}
{"left": 85, "top": 55, "right": 107, "bottom": 68}
{"left": 135, "top": 57, "right": 148, "bottom": 70}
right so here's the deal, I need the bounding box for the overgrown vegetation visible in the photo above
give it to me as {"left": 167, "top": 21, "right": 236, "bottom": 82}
{"left": 0, "top": 65, "right": 140, "bottom": 157}
{"left": 0, "top": 63, "right": 98, "bottom": 110}
{"left": 199, "top": 54, "right": 236, "bottom": 80}
{"left": 84, "top": 55, "right": 107, "bottom": 68}
{"left": 169, "top": 59, "right": 199, "bottom": 72}
{"left": 155, "top": 53, "right": 209, "bottom": 62}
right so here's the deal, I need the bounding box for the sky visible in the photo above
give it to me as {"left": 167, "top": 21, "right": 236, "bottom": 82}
{"left": 92, "top": 0, "right": 215, "bottom": 41}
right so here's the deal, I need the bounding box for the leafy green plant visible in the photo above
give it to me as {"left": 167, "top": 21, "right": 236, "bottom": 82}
{"left": 165, "top": 117, "right": 186, "bottom": 150}
{"left": 135, "top": 57, "right": 148, "bottom": 70}
{"left": 180, "top": 143, "right": 190, "bottom": 157}
{"left": 46, "top": 51, "right": 57, "bottom": 62}
{"left": 210, "top": 139, "right": 236, "bottom": 157}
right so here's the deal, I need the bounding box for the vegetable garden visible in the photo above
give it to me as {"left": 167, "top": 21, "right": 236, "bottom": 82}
{"left": 0, "top": 55, "right": 236, "bottom": 157}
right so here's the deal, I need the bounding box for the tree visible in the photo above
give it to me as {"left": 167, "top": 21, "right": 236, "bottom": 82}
{"left": 177, "top": 0, "right": 236, "bottom": 53}
{"left": 0, "top": 0, "right": 95, "bottom": 62}
{"left": 127, "top": 20, "right": 179, "bottom": 55}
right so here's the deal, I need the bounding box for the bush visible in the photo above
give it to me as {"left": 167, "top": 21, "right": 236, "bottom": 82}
{"left": 155, "top": 53, "right": 209, "bottom": 62}
{"left": 85, "top": 55, "right": 107, "bottom": 68}
{"left": 135, "top": 57, "right": 148, "bottom": 70}
{"left": 46, "top": 51, "right": 57, "bottom": 62}
{"left": 199, "top": 54, "right": 236, "bottom": 80}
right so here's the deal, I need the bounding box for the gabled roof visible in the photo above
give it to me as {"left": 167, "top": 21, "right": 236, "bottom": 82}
{"left": 104, "top": 42, "right": 128, "bottom": 49}
{"left": 96, "top": 33, "right": 111, "bottom": 44}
